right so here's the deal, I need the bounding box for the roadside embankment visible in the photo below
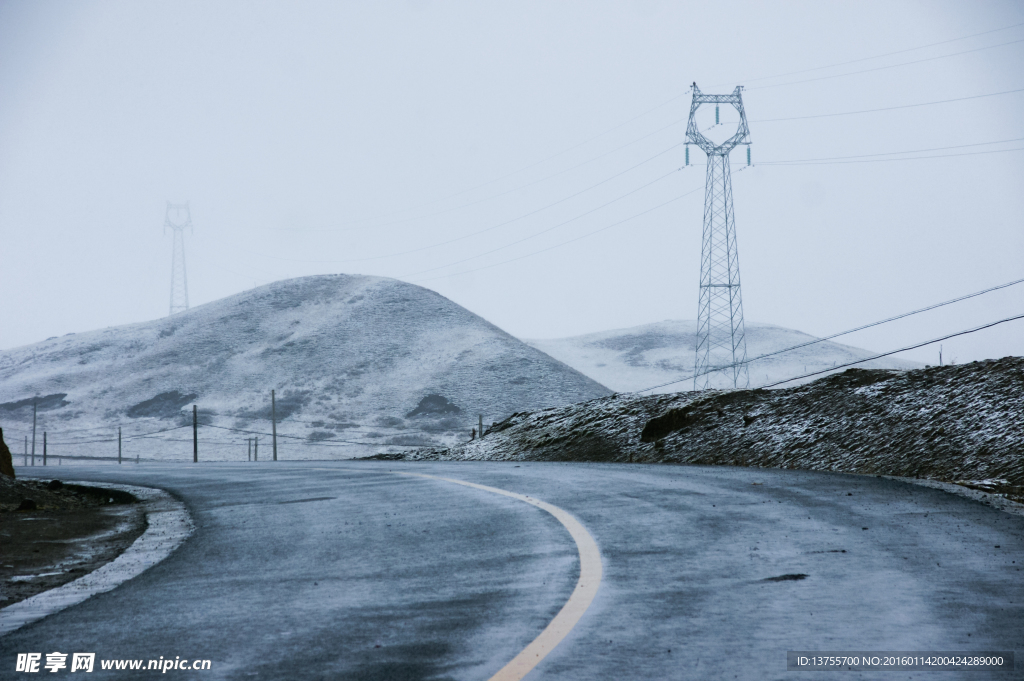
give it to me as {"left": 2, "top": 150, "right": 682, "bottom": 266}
{"left": 0, "top": 477, "right": 145, "bottom": 607}
{"left": 395, "top": 357, "right": 1024, "bottom": 502}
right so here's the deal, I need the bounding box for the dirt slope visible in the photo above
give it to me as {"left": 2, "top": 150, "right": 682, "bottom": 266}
{"left": 0, "top": 478, "right": 144, "bottom": 606}
{"left": 402, "top": 357, "right": 1024, "bottom": 500}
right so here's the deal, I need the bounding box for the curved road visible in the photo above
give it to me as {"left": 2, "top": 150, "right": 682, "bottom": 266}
{"left": 5, "top": 461, "right": 1023, "bottom": 680}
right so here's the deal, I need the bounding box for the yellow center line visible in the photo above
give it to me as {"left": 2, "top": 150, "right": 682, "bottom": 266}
{"left": 394, "top": 472, "right": 602, "bottom": 681}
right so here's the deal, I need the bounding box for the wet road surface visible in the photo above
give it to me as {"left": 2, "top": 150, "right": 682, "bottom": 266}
{"left": 5, "top": 461, "right": 1023, "bottom": 680}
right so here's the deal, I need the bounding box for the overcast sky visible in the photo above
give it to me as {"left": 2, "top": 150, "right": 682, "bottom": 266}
{"left": 1, "top": 0, "right": 1022, "bottom": 367}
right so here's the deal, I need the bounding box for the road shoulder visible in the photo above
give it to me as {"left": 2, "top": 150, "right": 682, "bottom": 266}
{"left": 0, "top": 482, "right": 192, "bottom": 637}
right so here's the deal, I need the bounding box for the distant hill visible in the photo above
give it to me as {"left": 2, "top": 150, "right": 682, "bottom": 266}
{"left": 0, "top": 275, "right": 610, "bottom": 461}
{"left": 525, "top": 320, "right": 922, "bottom": 393}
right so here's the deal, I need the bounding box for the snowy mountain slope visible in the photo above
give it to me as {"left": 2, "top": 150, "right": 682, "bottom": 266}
{"left": 0, "top": 275, "right": 610, "bottom": 460}
{"left": 525, "top": 320, "right": 923, "bottom": 393}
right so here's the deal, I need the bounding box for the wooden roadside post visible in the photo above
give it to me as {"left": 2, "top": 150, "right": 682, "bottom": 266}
{"left": 271, "top": 389, "right": 278, "bottom": 461}
{"left": 31, "top": 399, "right": 36, "bottom": 466}
{"left": 42, "top": 432, "right": 46, "bottom": 466}
{"left": 193, "top": 405, "right": 198, "bottom": 463}
{"left": 118, "top": 427, "right": 122, "bottom": 464}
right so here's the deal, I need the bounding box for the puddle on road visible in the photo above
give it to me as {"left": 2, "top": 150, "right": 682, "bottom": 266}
{"left": 763, "top": 573, "right": 809, "bottom": 582}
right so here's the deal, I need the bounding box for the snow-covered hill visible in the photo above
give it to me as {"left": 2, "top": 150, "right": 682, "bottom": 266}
{"left": 526, "top": 320, "right": 922, "bottom": 393}
{"left": 0, "top": 275, "right": 610, "bottom": 460}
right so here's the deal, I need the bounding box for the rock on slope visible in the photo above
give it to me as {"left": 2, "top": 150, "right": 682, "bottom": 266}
{"left": 408, "top": 358, "right": 1024, "bottom": 500}
{"left": 0, "top": 275, "right": 610, "bottom": 459}
{"left": 526, "top": 320, "right": 922, "bottom": 392}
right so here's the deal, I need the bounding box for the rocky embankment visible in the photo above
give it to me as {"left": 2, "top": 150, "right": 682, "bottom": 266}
{"left": 396, "top": 357, "right": 1024, "bottom": 501}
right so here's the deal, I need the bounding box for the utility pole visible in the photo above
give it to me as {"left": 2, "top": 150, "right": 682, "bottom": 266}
{"left": 31, "top": 399, "right": 37, "bottom": 466}
{"left": 193, "top": 404, "right": 198, "bottom": 463}
{"left": 254, "top": 436, "right": 258, "bottom": 462}
{"left": 42, "top": 432, "right": 46, "bottom": 466}
{"left": 24, "top": 436, "right": 27, "bottom": 467}
{"left": 686, "top": 83, "right": 752, "bottom": 390}
{"left": 271, "top": 389, "right": 278, "bottom": 461}
{"left": 478, "top": 414, "right": 484, "bottom": 439}
{"left": 247, "top": 438, "right": 252, "bottom": 462}
{"left": 118, "top": 427, "right": 122, "bottom": 464}
{"left": 165, "top": 202, "right": 192, "bottom": 316}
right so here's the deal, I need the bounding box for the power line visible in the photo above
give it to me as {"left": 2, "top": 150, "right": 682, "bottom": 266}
{"left": 12, "top": 412, "right": 458, "bottom": 447}
{"left": 48, "top": 424, "right": 192, "bottom": 446}
{"left": 762, "top": 312, "right": 1024, "bottom": 388}
{"left": 232, "top": 23, "right": 1024, "bottom": 246}
{"left": 196, "top": 71, "right": 1022, "bottom": 279}
{"left": 754, "top": 137, "right": 1024, "bottom": 164}
{"left": 746, "top": 37, "right": 1024, "bottom": 91}
{"left": 635, "top": 274, "right": 1024, "bottom": 393}
{"left": 413, "top": 20, "right": 1023, "bottom": 209}
{"left": 202, "top": 423, "right": 417, "bottom": 447}
{"left": 239, "top": 121, "right": 723, "bottom": 272}
{"left": 311, "top": 21, "right": 1024, "bottom": 233}
{"left": 188, "top": 25, "right": 1024, "bottom": 257}
{"left": 278, "top": 418, "right": 423, "bottom": 433}
{"left": 235, "top": 142, "right": 686, "bottom": 266}
{"left": 401, "top": 165, "right": 684, "bottom": 279}
{"left": 758, "top": 146, "right": 1024, "bottom": 166}
{"left": 130, "top": 436, "right": 240, "bottom": 445}
{"left": 185, "top": 249, "right": 277, "bottom": 290}
{"left": 226, "top": 82, "right": 1024, "bottom": 274}
{"left": 402, "top": 156, "right": 745, "bottom": 285}
{"left": 41, "top": 436, "right": 119, "bottom": 446}
{"left": 22, "top": 421, "right": 144, "bottom": 435}
{"left": 753, "top": 86, "right": 1024, "bottom": 123}
{"left": 277, "top": 440, "right": 408, "bottom": 449}
{"left": 271, "top": 92, "right": 693, "bottom": 235}
{"left": 325, "top": 21, "right": 1024, "bottom": 233}
{"left": 405, "top": 175, "right": 720, "bottom": 284}
{"left": 266, "top": 116, "right": 690, "bottom": 236}
{"left": 715, "top": 21, "right": 1024, "bottom": 88}
{"left": 221, "top": 84, "right": 1023, "bottom": 274}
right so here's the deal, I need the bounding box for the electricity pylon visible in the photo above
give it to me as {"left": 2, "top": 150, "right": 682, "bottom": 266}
{"left": 165, "top": 202, "right": 192, "bottom": 316}
{"left": 686, "top": 84, "right": 751, "bottom": 390}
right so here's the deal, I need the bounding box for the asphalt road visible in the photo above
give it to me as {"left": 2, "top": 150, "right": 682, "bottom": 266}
{"left": 4, "top": 461, "right": 1023, "bottom": 680}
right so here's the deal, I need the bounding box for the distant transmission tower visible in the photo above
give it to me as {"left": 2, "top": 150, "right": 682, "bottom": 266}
{"left": 165, "top": 202, "right": 192, "bottom": 316}
{"left": 686, "top": 84, "right": 751, "bottom": 391}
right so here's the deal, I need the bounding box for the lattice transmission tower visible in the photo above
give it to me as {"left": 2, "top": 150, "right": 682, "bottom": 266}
{"left": 686, "top": 84, "right": 751, "bottom": 391}
{"left": 165, "top": 202, "right": 192, "bottom": 316}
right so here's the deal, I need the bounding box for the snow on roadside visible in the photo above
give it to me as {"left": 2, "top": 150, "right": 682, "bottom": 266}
{"left": 401, "top": 357, "right": 1024, "bottom": 504}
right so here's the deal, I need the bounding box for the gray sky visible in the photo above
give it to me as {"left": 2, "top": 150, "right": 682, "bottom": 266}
{"left": 1, "top": 0, "right": 1022, "bottom": 367}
